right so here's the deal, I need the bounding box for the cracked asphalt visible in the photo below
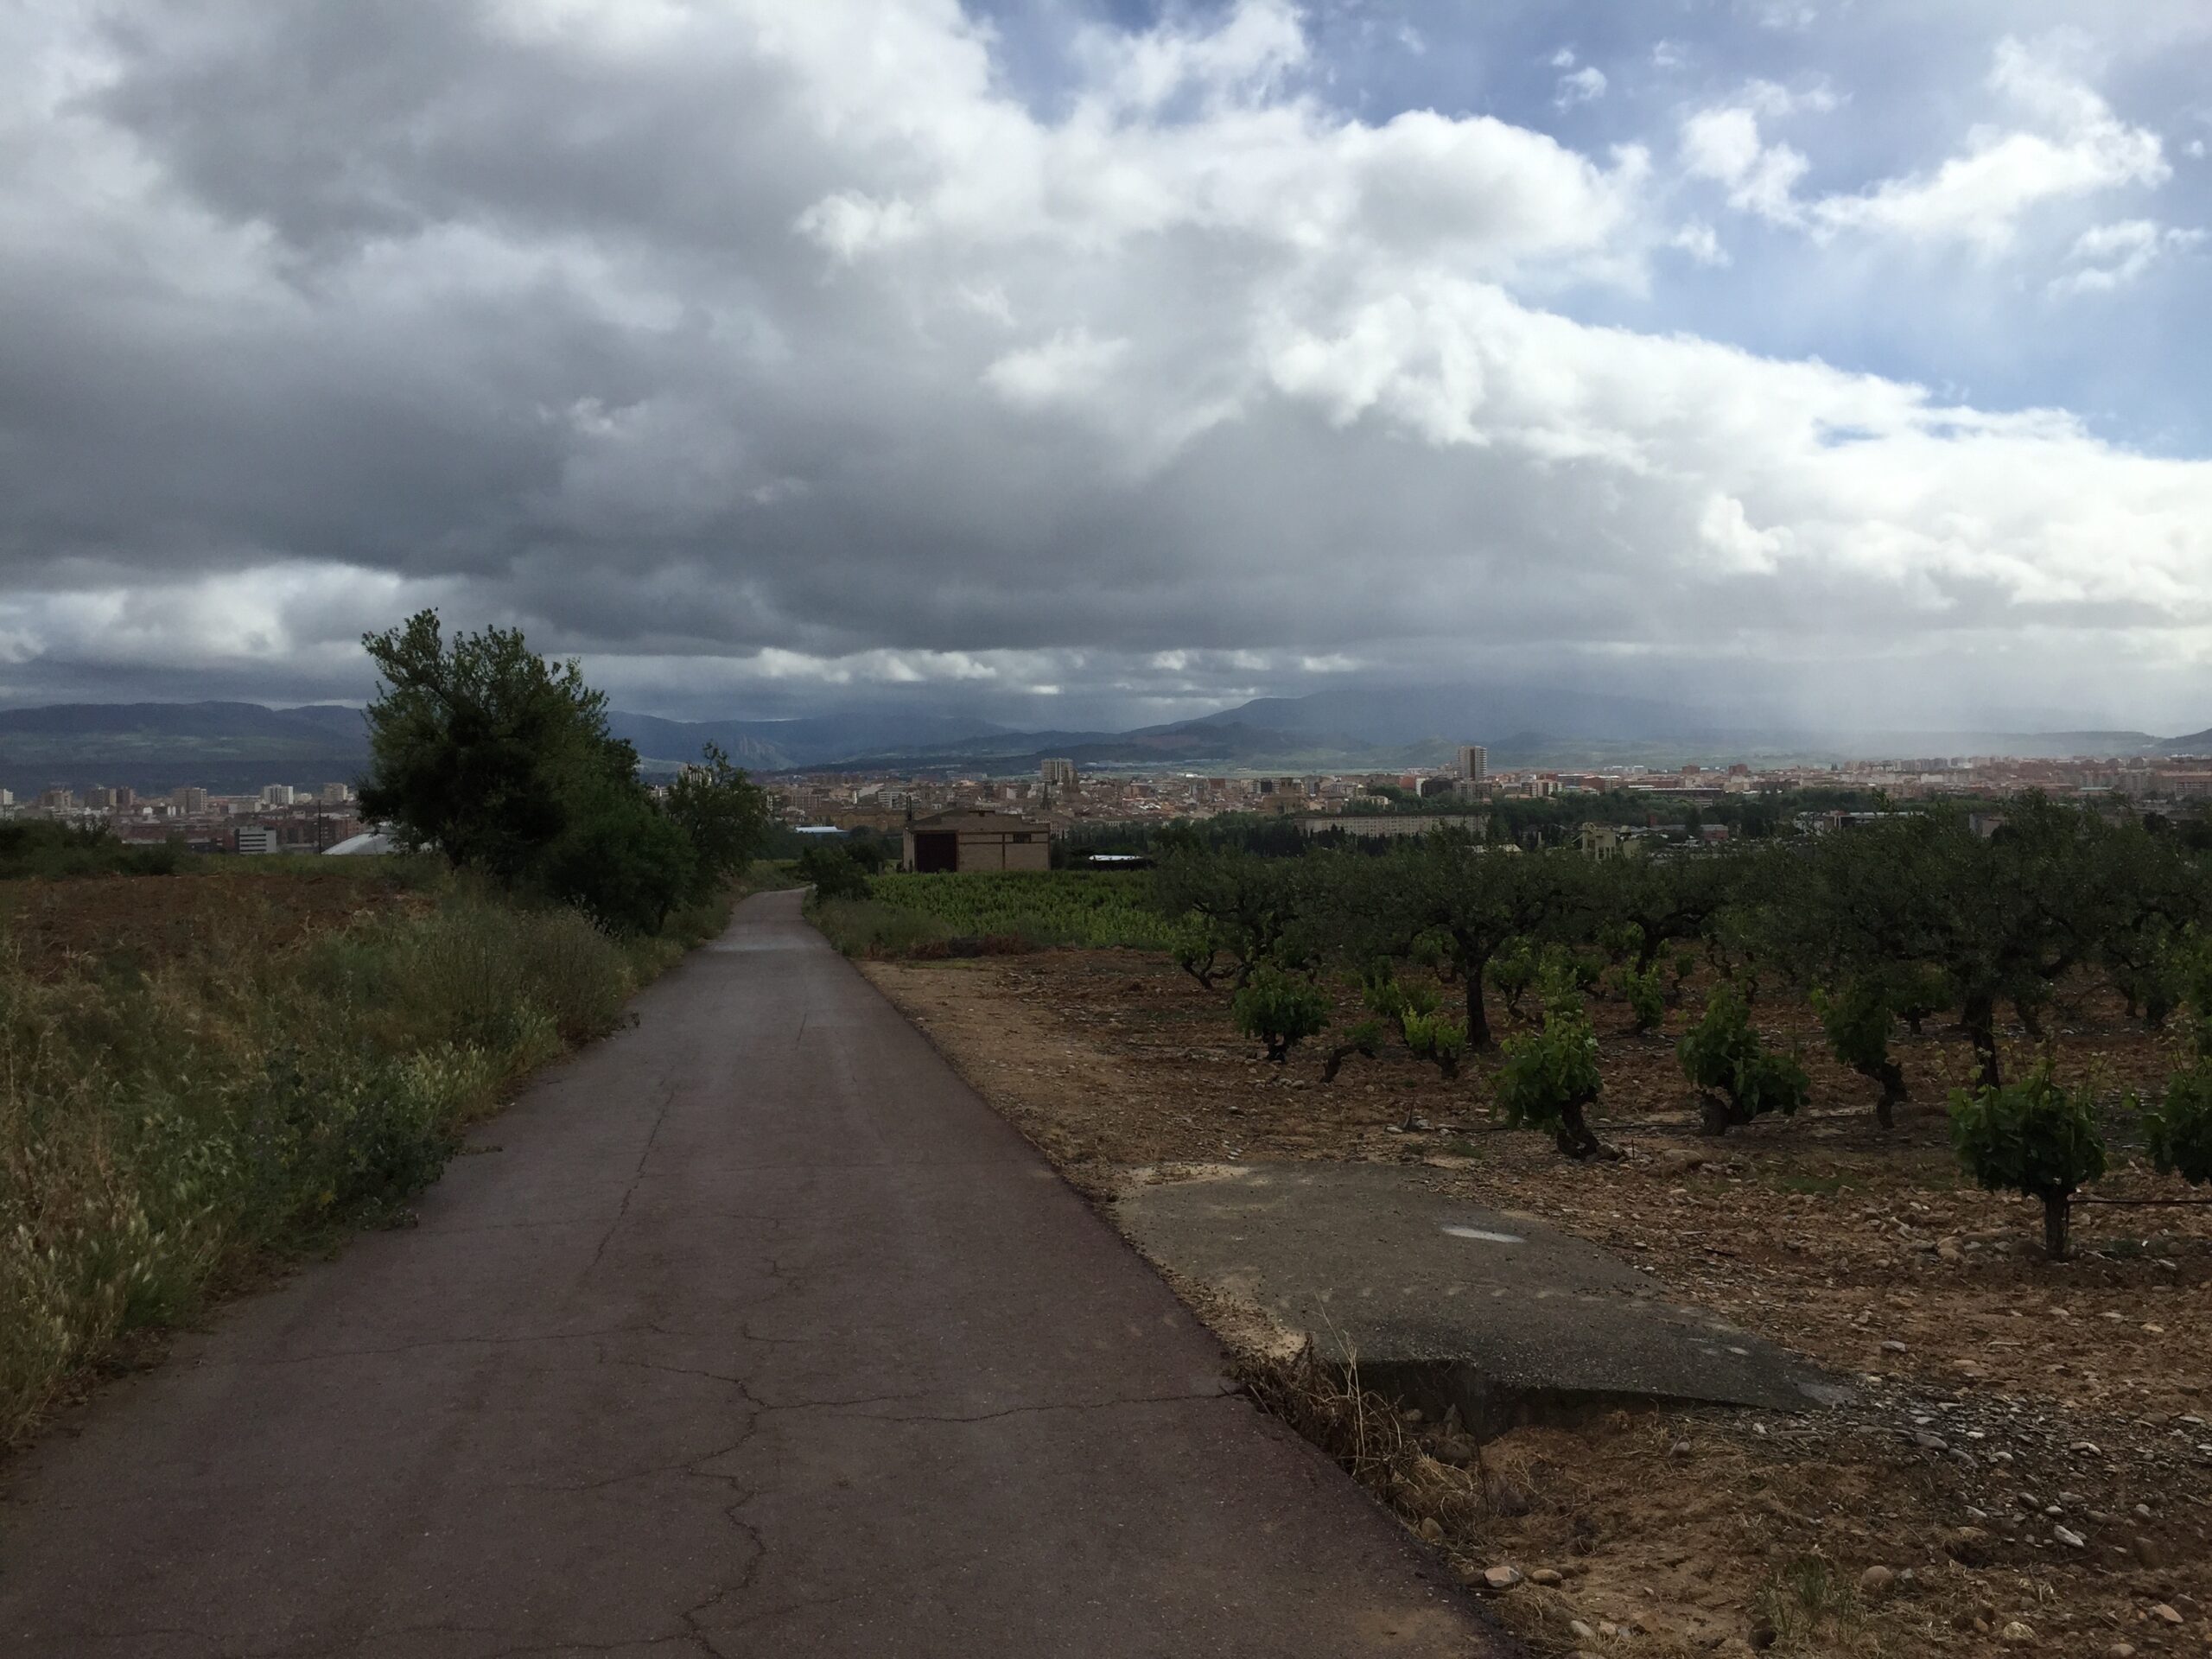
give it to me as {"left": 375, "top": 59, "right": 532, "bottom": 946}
{"left": 0, "top": 890, "right": 1496, "bottom": 1658}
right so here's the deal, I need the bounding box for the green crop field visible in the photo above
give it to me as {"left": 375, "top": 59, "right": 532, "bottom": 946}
{"left": 821, "top": 870, "right": 1177, "bottom": 953}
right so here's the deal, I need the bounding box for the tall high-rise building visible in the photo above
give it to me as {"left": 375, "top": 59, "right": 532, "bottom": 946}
{"left": 260, "top": 784, "right": 295, "bottom": 807}
{"left": 1039, "top": 757, "right": 1077, "bottom": 789}
{"left": 171, "top": 785, "right": 209, "bottom": 814}
{"left": 1457, "top": 745, "right": 1487, "bottom": 785}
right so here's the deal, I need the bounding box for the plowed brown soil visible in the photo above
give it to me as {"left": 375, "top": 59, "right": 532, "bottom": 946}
{"left": 863, "top": 948, "right": 2212, "bottom": 1659}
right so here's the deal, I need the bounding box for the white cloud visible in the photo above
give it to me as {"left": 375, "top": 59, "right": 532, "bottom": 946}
{"left": 1554, "top": 65, "right": 1607, "bottom": 111}
{"left": 1670, "top": 221, "right": 1728, "bottom": 265}
{"left": 982, "top": 328, "right": 1129, "bottom": 408}
{"left": 1681, "top": 105, "right": 1808, "bottom": 222}
{"left": 1752, "top": 3, "right": 1818, "bottom": 32}
{"left": 2050, "top": 219, "right": 2205, "bottom": 295}
{"left": 1809, "top": 35, "right": 2168, "bottom": 249}
{"left": 2, "top": 0, "right": 2209, "bottom": 721}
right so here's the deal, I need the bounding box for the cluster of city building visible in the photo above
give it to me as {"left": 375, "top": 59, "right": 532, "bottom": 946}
{"left": 12, "top": 739, "right": 2209, "bottom": 864}
{"left": 772, "top": 741, "right": 2212, "bottom": 843}
{"left": 11, "top": 781, "right": 366, "bottom": 854}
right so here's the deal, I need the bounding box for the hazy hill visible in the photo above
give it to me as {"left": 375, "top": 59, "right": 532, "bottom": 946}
{"left": 0, "top": 702, "right": 368, "bottom": 795}
{"left": 607, "top": 710, "right": 1010, "bottom": 773}
{"left": 0, "top": 691, "right": 2190, "bottom": 792}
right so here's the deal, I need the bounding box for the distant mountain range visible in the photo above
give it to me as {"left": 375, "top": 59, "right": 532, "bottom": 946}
{"left": 0, "top": 691, "right": 2197, "bottom": 795}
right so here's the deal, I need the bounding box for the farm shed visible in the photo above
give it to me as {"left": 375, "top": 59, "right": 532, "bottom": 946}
{"left": 901, "top": 809, "right": 1052, "bottom": 874}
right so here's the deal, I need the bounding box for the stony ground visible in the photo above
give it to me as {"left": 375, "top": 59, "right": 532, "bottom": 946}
{"left": 863, "top": 948, "right": 2212, "bottom": 1659}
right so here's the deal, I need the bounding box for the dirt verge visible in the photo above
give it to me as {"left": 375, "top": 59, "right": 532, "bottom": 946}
{"left": 861, "top": 950, "right": 2212, "bottom": 1659}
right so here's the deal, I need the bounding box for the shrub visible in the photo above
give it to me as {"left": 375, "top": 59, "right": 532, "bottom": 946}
{"left": 1949, "top": 1064, "right": 2108, "bottom": 1259}
{"left": 540, "top": 785, "right": 697, "bottom": 935}
{"left": 1357, "top": 968, "right": 1465, "bottom": 1077}
{"left": 1491, "top": 939, "right": 1537, "bottom": 1021}
{"left": 1812, "top": 976, "right": 1908, "bottom": 1129}
{"left": 1596, "top": 919, "right": 1644, "bottom": 967}
{"left": 1231, "top": 968, "right": 1329, "bottom": 1063}
{"left": 1497, "top": 973, "right": 1617, "bottom": 1160}
{"left": 807, "top": 897, "right": 950, "bottom": 958}
{"left": 1678, "top": 985, "right": 1809, "bottom": 1135}
{"left": 2146, "top": 1065, "right": 2212, "bottom": 1186}
{"left": 796, "top": 843, "right": 872, "bottom": 902}
{"left": 1400, "top": 1008, "right": 1468, "bottom": 1080}
{"left": 1616, "top": 960, "right": 1667, "bottom": 1035}
{"left": 0, "top": 874, "right": 717, "bottom": 1446}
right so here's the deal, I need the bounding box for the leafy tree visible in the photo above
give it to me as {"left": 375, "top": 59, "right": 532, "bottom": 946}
{"left": 1331, "top": 830, "right": 1574, "bottom": 1049}
{"left": 2096, "top": 818, "right": 2203, "bottom": 1028}
{"left": 1154, "top": 841, "right": 1307, "bottom": 990}
{"left": 1770, "top": 802, "right": 2109, "bottom": 1091}
{"left": 1949, "top": 1064, "right": 2107, "bottom": 1260}
{"left": 539, "top": 782, "right": 696, "bottom": 934}
{"left": 2145, "top": 932, "right": 2212, "bottom": 1186}
{"left": 660, "top": 743, "right": 771, "bottom": 898}
{"left": 1497, "top": 969, "right": 1618, "bottom": 1160}
{"left": 796, "top": 842, "right": 872, "bottom": 901}
{"left": 360, "top": 611, "right": 638, "bottom": 886}
{"left": 1678, "top": 984, "right": 1809, "bottom": 1135}
{"left": 1812, "top": 976, "right": 1908, "bottom": 1129}
{"left": 1231, "top": 968, "right": 1330, "bottom": 1063}
{"left": 359, "top": 610, "right": 709, "bottom": 933}
{"left": 1587, "top": 850, "right": 1751, "bottom": 970}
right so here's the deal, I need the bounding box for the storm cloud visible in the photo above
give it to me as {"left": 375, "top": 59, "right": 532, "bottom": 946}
{"left": 2, "top": 0, "right": 2209, "bottom": 729}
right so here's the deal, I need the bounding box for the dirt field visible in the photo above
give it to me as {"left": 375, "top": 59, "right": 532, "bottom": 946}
{"left": 862, "top": 948, "right": 2212, "bottom": 1659}
{"left": 0, "top": 868, "right": 425, "bottom": 978}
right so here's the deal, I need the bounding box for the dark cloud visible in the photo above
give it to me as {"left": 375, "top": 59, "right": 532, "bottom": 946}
{"left": 0, "top": 0, "right": 2203, "bottom": 731}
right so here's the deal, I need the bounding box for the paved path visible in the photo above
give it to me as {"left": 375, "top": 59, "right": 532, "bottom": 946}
{"left": 0, "top": 891, "right": 1494, "bottom": 1658}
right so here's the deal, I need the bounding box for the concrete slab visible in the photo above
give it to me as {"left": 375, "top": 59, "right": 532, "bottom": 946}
{"left": 1114, "top": 1163, "right": 1847, "bottom": 1434}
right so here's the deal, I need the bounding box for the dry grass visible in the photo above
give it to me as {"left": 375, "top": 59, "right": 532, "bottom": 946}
{"left": 0, "top": 867, "right": 741, "bottom": 1447}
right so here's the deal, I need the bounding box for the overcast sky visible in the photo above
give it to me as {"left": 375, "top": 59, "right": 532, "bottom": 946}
{"left": 3, "top": 0, "right": 2209, "bottom": 732}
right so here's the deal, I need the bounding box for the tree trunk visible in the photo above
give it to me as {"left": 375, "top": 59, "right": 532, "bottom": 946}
{"left": 2043, "top": 1192, "right": 2070, "bottom": 1261}
{"left": 1464, "top": 951, "right": 1493, "bottom": 1050}
{"left": 2016, "top": 998, "right": 2044, "bottom": 1040}
{"left": 1961, "top": 991, "right": 2001, "bottom": 1091}
{"left": 1556, "top": 1096, "right": 1623, "bottom": 1161}
{"left": 1874, "top": 1059, "right": 1907, "bottom": 1131}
